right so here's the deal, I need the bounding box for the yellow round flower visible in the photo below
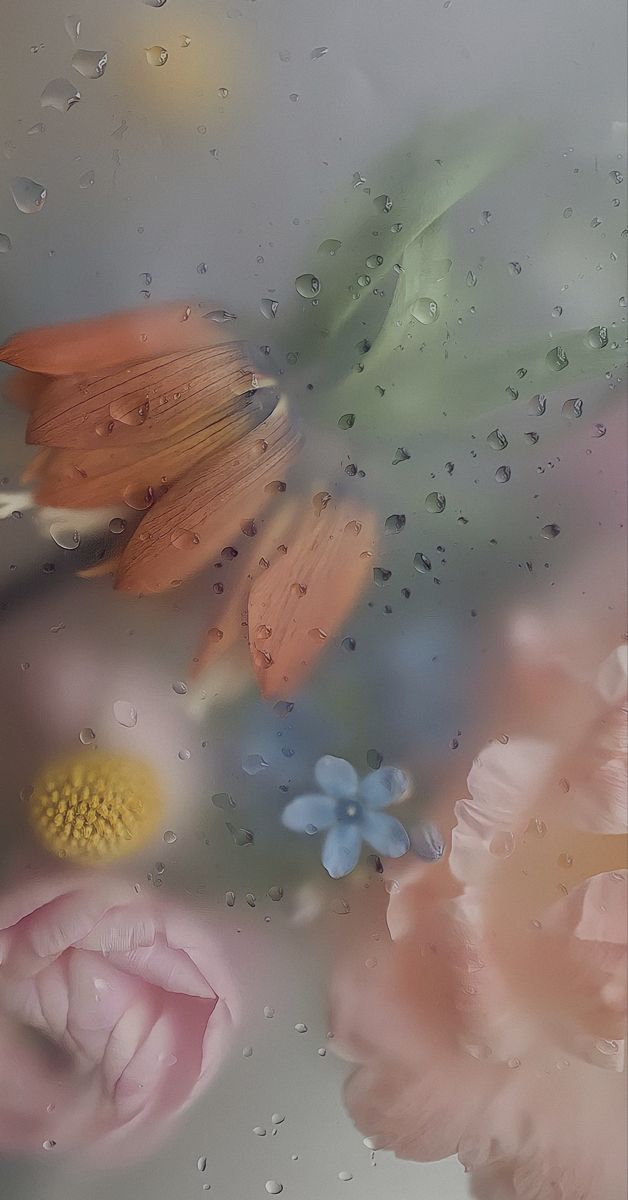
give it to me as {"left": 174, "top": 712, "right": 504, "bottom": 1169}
{"left": 29, "top": 753, "right": 161, "bottom": 863}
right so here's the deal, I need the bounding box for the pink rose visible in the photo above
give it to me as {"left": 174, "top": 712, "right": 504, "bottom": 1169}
{"left": 332, "top": 644, "right": 627, "bottom": 1200}
{"left": 0, "top": 870, "right": 240, "bottom": 1163}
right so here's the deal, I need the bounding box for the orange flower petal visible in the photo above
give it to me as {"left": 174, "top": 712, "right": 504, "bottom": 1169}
{"left": 190, "top": 502, "right": 297, "bottom": 678}
{"left": 26, "top": 345, "right": 258, "bottom": 449}
{"left": 26, "top": 394, "right": 264, "bottom": 509}
{"left": 115, "top": 400, "right": 303, "bottom": 595}
{"left": 247, "top": 498, "right": 376, "bottom": 697}
{"left": 0, "top": 302, "right": 233, "bottom": 377}
{"left": 2, "top": 369, "right": 49, "bottom": 412}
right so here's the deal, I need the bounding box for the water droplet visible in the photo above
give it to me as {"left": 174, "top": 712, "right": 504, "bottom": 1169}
{"left": 260, "top": 298, "right": 278, "bottom": 319}
{"left": 271, "top": 1114, "right": 285, "bottom": 1125}
{"left": 178, "top": 748, "right": 191, "bottom": 761}
{"left": 225, "top": 890, "right": 236, "bottom": 907}
{"left": 318, "top": 238, "right": 342, "bottom": 255}
{"left": 42, "top": 1139, "right": 56, "bottom": 1151}
{"left": 123, "top": 483, "right": 154, "bottom": 511}
{"left": 385, "top": 513, "right": 406, "bottom": 534}
{"left": 356, "top": 274, "right": 371, "bottom": 288}
{"left": 563, "top": 206, "right": 573, "bottom": 218}
{"left": 170, "top": 528, "right": 200, "bottom": 549}
{"left": 373, "top": 567, "right": 391, "bottom": 586}
{"left": 592, "top": 422, "right": 606, "bottom": 438}
{"left": 145, "top": 46, "right": 168, "bottom": 67}
{"left": 172, "top": 681, "right": 188, "bottom": 696}
{"left": 163, "top": 829, "right": 177, "bottom": 844}
{"left": 268, "top": 885, "right": 284, "bottom": 901}
{"left": 113, "top": 700, "right": 138, "bottom": 728}
{"left": 50, "top": 522, "right": 80, "bottom": 550}
{"left": 466, "top": 270, "right": 477, "bottom": 287}
{"left": 253, "top": 1126, "right": 266, "bottom": 1136}
{"left": 413, "top": 552, "right": 432, "bottom": 574}
{"left": 40, "top": 78, "right": 80, "bottom": 111}
{"left": 495, "top": 465, "right": 512, "bottom": 483}
{"left": 411, "top": 297, "right": 439, "bottom": 324}
{"left": 366, "top": 254, "right": 384, "bottom": 269}
{"left": 242, "top": 753, "right": 268, "bottom": 776}
{"left": 310, "top": 46, "right": 328, "bottom": 58}
{"left": 218, "top": 86, "right": 229, "bottom": 98}
{"left": 546, "top": 346, "right": 569, "bottom": 371}
{"left": 205, "top": 309, "right": 237, "bottom": 323}
{"left": 197, "top": 1156, "right": 207, "bottom": 1172}
{"left": 529, "top": 393, "right": 547, "bottom": 416}
{"left": 508, "top": 261, "right": 522, "bottom": 276}
{"left": 558, "top": 852, "right": 573, "bottom": 868}
{"left": 72, "top": 50, "right": 108, "bottom": 78}
{"left": 552, "top": 305, "right": 563, "bottom": 318}
{"left": 242, "top": 1044, "right": 253, "bottom": 1056}
{"left": 373, "top": 194, "right": 393, "bottom": 213}
{"left": 507, "top": 1057, "right": 521, "bottom": 1069}
{"left": 294, "top": 1022, "right": 308, "bottom": 1033}
{"left": 265, "top": 1183, "right": 283, "bottom": 1195}
{"left": 79, "top": 170, "right": 95, "bottom": 189}
{"left": 425, "top": 491, "right": 446, "bottom": 514}
{"left": 65, "top": 14, "right": 81, "bottom": 41}
{"left": 79, "top": 727, "right": 96, "bottom": 745}
{"left": 0, "top": 233, "right": 11, "bottom": 253}
{"left": 295, "top": 273, "right": 320, "bottom": 298}
{"left": 541, "top": 523, "right": 560, "bottom": 539}
{"left": 338, "top": 1172, "right": 353, "bottom": 1182}
{"left": 486, "top": 428, "right": 508, "bottom": 450}
{"left": 596, "top": 1038, "right": 619, "bottom": 1055}
{"left": 226, "top": 822, "right": 255, "bottom": 847}
{"left": 489, "top": 831, "right": 515, "bottom": 857}
{"left": 10, "top": 177, "right": 47, "bottom": 213}
{"left": 586, "top": 325, "right": 608, "bottom": 349}
{"left": 609, "top": 170, "right": 624, "bottom": 184}
{"left": 561, "top": 397, "right": 583, "bottom": 419}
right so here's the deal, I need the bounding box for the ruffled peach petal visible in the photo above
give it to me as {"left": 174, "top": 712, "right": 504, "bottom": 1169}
{"left": 247, "top": 498, "right": 376, "bottom": 698}
{"left": 0, "top": 302, "right": 230, "bottom": 377}
{"left": 562, "top": 707, "right": 628, "bottom": 835}
{"left": 26, "top": 345, "right": 258, "bottom": 449}
{"left": 26, "top": 396, "right": 263, "bottom": 509}
{"left": 115, "top": 400, "right": 302, "bottom": 595}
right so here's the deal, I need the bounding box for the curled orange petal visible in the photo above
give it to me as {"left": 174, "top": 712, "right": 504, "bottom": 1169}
{"left": 26, "top": 345, "right": 259, "bottom": 450}
{"left": 25, "top": 393, "right": 264, "bottom": 509}
{"left": 247, "top": 498, "right": 377, "bottom": 698}
{"left": 115, "top": 399, "right": 303, "bottom": 595}
{"left": 0, "top": 302, "right": 233, "bottom": 376}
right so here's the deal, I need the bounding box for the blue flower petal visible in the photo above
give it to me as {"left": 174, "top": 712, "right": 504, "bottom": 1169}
{"left": 314, "top": 756, "right": 358, "bottom": 800}
{"left": 321, "top": 823, "right": 363, "bottom": 878}
{"left": 411, "top": 822, "right": 445, "bottom": 861}
{"left": 282, "top": 793, "right": 336, "bottom": 833}
{"left": 359, "top": 766, "right": 410, "bottom": 809}
{"left": 361, "top": 811, "right": 410, "bottom": 859}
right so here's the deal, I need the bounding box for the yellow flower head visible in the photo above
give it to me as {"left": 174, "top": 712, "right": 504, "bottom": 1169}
{"left": 29, "top": 753, "right": 161, "bottom": 863}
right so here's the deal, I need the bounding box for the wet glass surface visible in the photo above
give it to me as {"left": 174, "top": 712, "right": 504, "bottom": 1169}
{"left": 0, "top": 2, "right": 626, "bottom": 1198}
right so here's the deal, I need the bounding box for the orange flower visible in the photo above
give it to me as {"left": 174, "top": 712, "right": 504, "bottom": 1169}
{"left": 1, "top": 304, "right": 376, "bottom": 697}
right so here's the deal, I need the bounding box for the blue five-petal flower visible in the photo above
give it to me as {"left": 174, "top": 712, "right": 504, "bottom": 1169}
{"left": 282, "top": 755, "right": 411, "bottom": 878}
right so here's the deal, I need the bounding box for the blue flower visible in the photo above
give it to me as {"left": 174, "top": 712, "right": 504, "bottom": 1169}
{"left": 282, "top": 755, "right": 411, "bottom": 878}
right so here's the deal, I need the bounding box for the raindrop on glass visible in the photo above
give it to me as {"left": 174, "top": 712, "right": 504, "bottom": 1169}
{"left": 40, "top": 79, "right": 80, "bottom": 111}
{"left": 541, "top": 523, "right": 560, "bottom": 539}
{"left": 72, "top": 50, "right": 108, "bottom": 78}
{"left": 561, "top": 397, "right": 583, "bottom": 419}
{"left": 11, "top": 177, "right": 47, "bottom": 213}
{"left": 486, "top": 428, "right": 508, "bottom": 450}
{"left": 411, "top": 297, "right": 439, "bottom": 324}
{"left": 546, "top": 346, "right": 569, "bottom": 371}
{"left": 425, "top": 491, "right": 446, "bottom": 514}
{"left": 50, "top": 522, "right": 80, "bottom": 550}
{"left": 64, "top": 14, "right": 81, "bottom": 41}
{"left": 586, "top": 325, "right": 608, "bottom": 349}
{"left": 113, "top": 700, "right": 138, "bottom": 728}
{"left": 489, "top": 831, "right": 515, "bottom": 857}
{"left": 466, "top": 270, "right": 477, "bottom": 287}
{"left": 79, "top": 727, "right": 96, "bottom": 745}
{"left": 145, "top": 46, "right": 168, "bottom": 66}
{"left": 318, "top": 238, "right": 342, "bottom": 255}
{"left": 385, "top": 513, "right": 406, "bottom": 534}
{"left": 260, "top": 298, "right": 278, "bottom": 319}
{"left": 495, "top": 465, "right": 512, "bottom": 483}
{"left": 163, "top": 830, "right": 177, "bottom": 844}
{"left": 295, "top": 273, "right": 320, "bottom": 298}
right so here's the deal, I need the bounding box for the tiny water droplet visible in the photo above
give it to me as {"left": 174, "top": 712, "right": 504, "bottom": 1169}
{"left": 487, "top": 428, "right": 508, "bottom": 450}
{"left": 411, "top": 297, "right": 439, "bottom": 324}
{"left": 64, "top": 15, "right": 81, "bottom": 41}
{"left": 563, "top": 206, "right": 573, "bottom": 218}
{"left": 163, "top": 830, "right": 177, "bottom": 844}
{"left": 558, "top": 852, "right": 573, "bottom": 868}
{"left": 552, "top": 305, "right": 563, "bottom": 317}
{"left": 295, "top": 273, "right": 320, "bottom": 298}
{"left": 546, "top": 346, "right": 569, "bottom": 371}
{"left": 318, "top": 238, "right": 342, "bottom": 255}
{"left": 50, "top": 522, "right": 80, "bottom": 550}
{"left": 72, "top": 50, "right": 108, "bottom": 78}
{"left": 466, "top": 269, "right": 477, "bottom": 287}
{"left": 338, "top": 1172, "right": 353, "bottom": 1182}
{"left": 586, "top": 325, "right": 608, "bottom": 349}
{"left": 541, "top": 523, "right": 560, "bottom": 539}
{"left": 145, "top": 46, "right": 168, "bottom": 67}
{"left": 425, "top": 491, "right": 446, "bottom": 513}
{"left": 489, "top": 831, "right": 515, "bottom": 857}
{"left": 310, "top": 46, "right": 328, "bottom": 58}
{"left": 385, "top": 513, "right": 406, "bottom": 534}
{"left": 413, "top": 552, "right": 432, "bottom": 574}
{"left": 260, "top": 298, "right": 278, "bottom": 319}
{"left": 294, "top": 1022, "right": 308, "bottom": 1033}
{"left": 79, "top": 727, "right": 96, "bottom": 745}
{"left": 267, "top": 885, "right": 284, "bottom": 901}
{"left": 113, "top": 700, "right": 138, "bottom": 728}
{"left": 561, "top": 397, "right": 583, "bottom": 419}
{"left": 40, "top": 79, "right": 80, "bottom": 111}
{"left": 10, "top": 177, "right": 47, "bottom": 213}
{"left": 172, "top": 681, "right": 188, "bottom": 695}
{"left": 373, "top": 194, "right": 393, "bottom": 213}
{"left": 495, "top": 465, "right": 511, "bottom": 483}
{"left": 529, "top": 393, "right": 547, "bottom": 416}
{"left": 265, "top": 1184, "right": 283, "bottom": 1195}
{"left": 508, "top": 261, "right": 522, "bottom": 276}
{"left": 225, "top": 890, "right": 236, "bottom": 907}
{"left": 42, "top": 1139, "right": 56, "bottom": 1151}
{"left": 366, "top": 253, "right": 384, "bottom": 269}
{"left": 197, "top": 1157, "right": 207, "bottom": 1172}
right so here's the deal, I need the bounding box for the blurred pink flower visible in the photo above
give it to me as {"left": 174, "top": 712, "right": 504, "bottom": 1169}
{"left": 0, "top": 870, "right": 240, "bottom": 1163}
{"left": 332, "top": 644, "right": 627, "bottom": 1200}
